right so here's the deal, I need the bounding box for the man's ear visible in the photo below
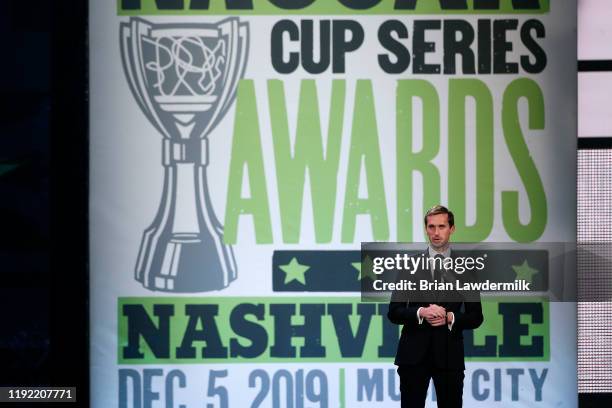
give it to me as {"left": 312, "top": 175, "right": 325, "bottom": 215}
{"left": 450, "top": 225, "right": 456, "bottom": 234}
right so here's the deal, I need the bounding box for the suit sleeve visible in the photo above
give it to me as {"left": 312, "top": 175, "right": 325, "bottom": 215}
{"left": 453, "top": 299, "right": 483, "bottom": 331}
{"left": 387, "top": 301, "right": 421, "bottom": 327}
{"left": 453, "top": 269, "right": 484, "bottom": 331}
{"left": 386, "top": 258, "right": 425, "bottom": 327}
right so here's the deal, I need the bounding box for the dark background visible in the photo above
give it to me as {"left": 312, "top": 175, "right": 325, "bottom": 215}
{"left": 0, "top": 0, "right": 88, "bottom": 406}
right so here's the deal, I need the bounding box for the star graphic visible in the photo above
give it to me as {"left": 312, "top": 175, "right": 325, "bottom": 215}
{"left": 512, "top": 260, "right": 539, "bottom": 283}
{"left": 279, "top": 257, "right": 310, "bottom": 285}
{"left": 352, "top": 256, "right": 378, "bottom": 281}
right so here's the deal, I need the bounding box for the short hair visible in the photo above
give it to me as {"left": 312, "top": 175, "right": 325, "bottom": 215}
{"left": 424, "top": 205, "right": 454, "bottom": 227}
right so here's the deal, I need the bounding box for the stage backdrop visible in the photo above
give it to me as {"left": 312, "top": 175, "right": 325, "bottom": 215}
{"left": 90, "top": 1, "right": 577, "bottom": 407}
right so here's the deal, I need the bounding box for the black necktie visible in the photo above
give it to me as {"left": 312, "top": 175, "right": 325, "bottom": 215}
{"left": 434, "top": 254, "right": 445, "bottom": 283}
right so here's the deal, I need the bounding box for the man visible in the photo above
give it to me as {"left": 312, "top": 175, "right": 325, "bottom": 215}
{"left": 387, "top": 205, "right": 483, "bottom": 408}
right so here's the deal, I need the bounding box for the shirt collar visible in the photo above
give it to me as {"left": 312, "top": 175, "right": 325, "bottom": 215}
{"left": 428, "top": 244, "right": 451, "bottom": 259}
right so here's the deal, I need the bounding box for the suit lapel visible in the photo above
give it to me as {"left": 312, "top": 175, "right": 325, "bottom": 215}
{"left": 419, "top": 249, "right": 434, "bottom": 303}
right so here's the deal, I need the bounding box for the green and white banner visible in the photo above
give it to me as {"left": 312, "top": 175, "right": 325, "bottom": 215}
{"left": 90, "top": 1, "right": 577, "bottom": 406}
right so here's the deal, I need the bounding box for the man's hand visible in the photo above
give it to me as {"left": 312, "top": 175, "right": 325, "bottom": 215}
{"left": 419, "top": 304, "right": 447, "bottom": 326}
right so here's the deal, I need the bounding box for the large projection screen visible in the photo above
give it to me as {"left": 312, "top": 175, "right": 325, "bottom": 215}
{"left": 90, "top": 1, "right": 578, "bottom": 406}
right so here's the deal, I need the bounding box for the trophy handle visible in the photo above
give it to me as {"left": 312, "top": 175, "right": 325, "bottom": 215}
{"left": 135, "top": 138, "right": 237, "bottom": 292}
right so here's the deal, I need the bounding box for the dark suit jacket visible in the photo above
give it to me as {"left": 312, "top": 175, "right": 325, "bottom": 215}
{"left": 387, "top": 249, "right": 483, "bottom": 370}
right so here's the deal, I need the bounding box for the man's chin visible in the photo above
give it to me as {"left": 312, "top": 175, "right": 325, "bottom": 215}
{"left": 430, "top": 242, "right": 447, "bottom": 249}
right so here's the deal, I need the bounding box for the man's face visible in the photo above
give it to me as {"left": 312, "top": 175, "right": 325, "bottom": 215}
{"left": 426, "top": 213, "right": 455, "bottom": 250}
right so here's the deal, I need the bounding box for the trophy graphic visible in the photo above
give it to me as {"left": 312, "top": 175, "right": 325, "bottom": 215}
{"left": 120, "top": 17, "right": 248, "bottom": 292}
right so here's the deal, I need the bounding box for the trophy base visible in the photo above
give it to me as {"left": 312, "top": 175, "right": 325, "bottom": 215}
{"left": 136, "top": 231, "right": 237, "bottom": 293}
{"left": 134, "top": 147, "right": 238, "bottom": 293}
